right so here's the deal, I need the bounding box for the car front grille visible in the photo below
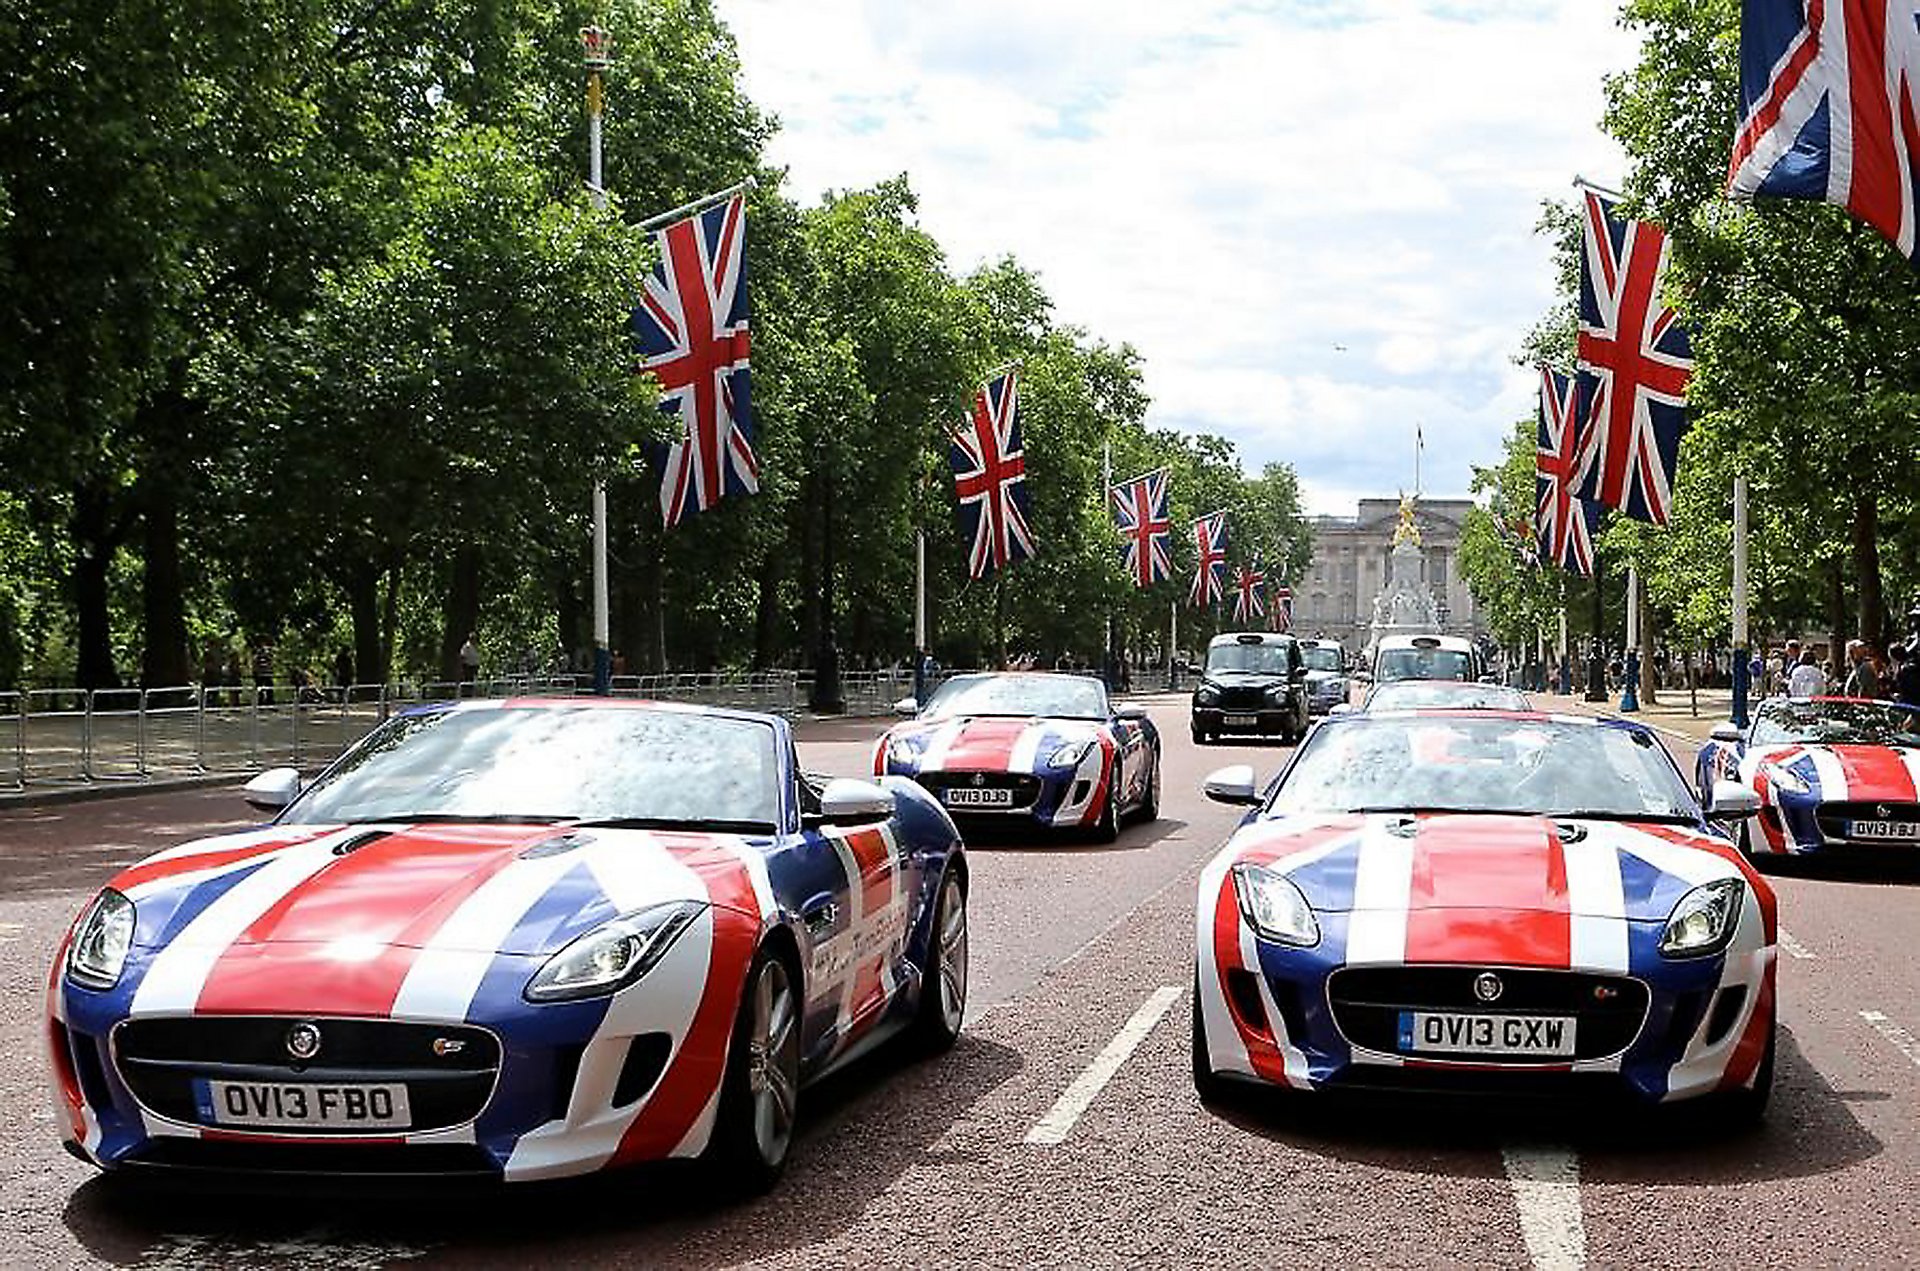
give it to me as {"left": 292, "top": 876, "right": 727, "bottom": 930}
{"left": 1327, "top": 966, "right": 1649, "bottom": 1065}
{"left": 1214, "top": 686, "right": 1274, "bottom": 711}
{"left": 1814, "top": 800, "right": 1920, "bottom": 843}
{"left": 914, "top": 771, "right": 1043, "bottom": 810}
{"left": 113, "top": 1016, "right": 500, "bottom": 1135}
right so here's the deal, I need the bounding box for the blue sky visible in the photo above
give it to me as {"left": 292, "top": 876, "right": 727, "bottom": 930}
{"left": 713, "top": 0, "right": 1637, "bottom": 514}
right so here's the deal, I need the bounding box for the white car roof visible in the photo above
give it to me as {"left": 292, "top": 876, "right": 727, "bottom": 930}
{"left": 1376, "top": 634, "right": 1474, "bottom": 652}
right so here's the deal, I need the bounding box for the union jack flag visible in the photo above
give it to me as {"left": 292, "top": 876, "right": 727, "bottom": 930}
{"left": 1728, "top": 1, "right": 1920, "bottom": 263}
{"left": 1188, "top": 511, "right": 1228, "bottom": 608}
{"left": 1571, "top": 188, "right": 1693, "bottom": 526}
{"left": 1536, "top": 365, "right": 1602, "bottom": 575}
{"left": 1110, "top": 468, "right": 1172, "bottom": 587}
{"left": 634, "top": 192, "right": 759, "bottom": 527}
{"left": 1269, "top": 584, "right": 1294, "bottom": 633}
{"left": 950, "top": 370, "right": 1035, "bottom": 579}
{"left": 1231, "top": 562, "right": 1266, "bottom": 626}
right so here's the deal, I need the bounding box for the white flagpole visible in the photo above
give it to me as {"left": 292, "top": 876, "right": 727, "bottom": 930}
{"left": 583, "top": 27, "right": 613, "bottom": 695}
{"left": 1102, "top": 441, "right": 1113, "bottom": 686}
{"left": 1733, "top": 475, "right": 1750, "bottom": 726}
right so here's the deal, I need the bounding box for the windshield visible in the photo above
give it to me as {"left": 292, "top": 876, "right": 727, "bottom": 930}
{"left": 1366, "top": 682, "right": 1529, "bottom": 712}
{"left": 1207, "top": 642, "right": 1295, "bottom": 675}
{"left": 1751, "top": 699, "right": 1920, "bottom": 747}
{"left": 287, "top": 706, "right": 783, "bottom": 830}
{"left": 1375, "top": 646, "right": 1474, "bottom": 682}
{"left": 1302, "top": 646, "right": 1343, "bottom": 673}
{"left": 1269, "top": 716, "right": 1697, "bottom": 821}
{"left": 922, "top": 674, "right": 1108, "bottom": 721}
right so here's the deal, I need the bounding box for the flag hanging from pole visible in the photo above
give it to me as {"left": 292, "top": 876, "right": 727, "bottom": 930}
{"left": 1571, "top": 186, "right": 1693, "bottom": 525}
{"left": 1270, "top": 583, "right": 1294, "bottom": 633}
{"left": 1728, "top": 0, "right": 1920, "bottom": 264}
{"left": 1188, "top": 511, "right": 1228, "bottom": 608}
{"left": 634, "top": 191, "right": 759, "bottom": 527}
{"left": 950, "top": 369, "right": 1036, "bottom": 579}
{"left": 1536, "top": 365, "right": 1602, "bottom": 576}
{"left": 1110, "top": 468, "right": 1172, "bottom": 587}
{"left": 1231, "top": 561, "right": 1267, "bottom": 626}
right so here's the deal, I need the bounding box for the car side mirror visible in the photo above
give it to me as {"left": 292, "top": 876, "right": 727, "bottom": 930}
{"left": 1707, "top": 780, "right": 1762, "bottom": 821}
{"left": 893, "top": 696, "right": 919, "bottom": 717}
{"left": 1709, "top": 723, "right": 1744, "bottom": 743}
{"left": 1201, "top": 764, "right": 1261, "bottom": 807}
{"left": 1328, "top": 703, "right": 1356, "bottom": 717}
{"left": 819, "top": 778, "right": 895, "bottom": 826}
{"left": 1116, "top": 704, "right": 1149, "bottom": 721}
{"left": 243, "top": 767, "right": 302, "bottom": 813}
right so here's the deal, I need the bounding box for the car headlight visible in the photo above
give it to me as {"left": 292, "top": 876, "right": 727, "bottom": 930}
{"left": 886, "top": 738, "right": 920, "bottom": 769}
{"left": 1658, "top": 878, "right": 1745, "bottom": 959}
{"left": 1049, "top": 739, "right": 1095, "bottom": 768}
{"left": 1231, "top": 864, "right": 1320, "bottom": 947}
{"left": 1759, "top": 762, "right": 1809, "bottom": 796}
{"left": 525, "top": 901, "right": 705, "bottom": 1002}
{"left": 67, "top": 889, "right": 136, "bottom": 990}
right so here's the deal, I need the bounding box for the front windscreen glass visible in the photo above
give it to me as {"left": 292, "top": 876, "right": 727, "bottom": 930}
{"left": 1375, "top": 646, "right": 1474, "bottom": 682}
{"left": 1270, "top": 716, "right": 1698, "bottom": 821}
{"left": 287, "top": 706, "right": 782, "bottom": 830}
{"left": 1751, "top": 699, "right": 1920, "bottom": 747}
{"left": 1302, "top": 646, "right": 1343, "bottom": 673}
{"left": 921, "top": 674, "right": 1108, "bottom": 721}
{"left": 1207, "top": 642, "right": 1294, "bottom": 675}
{"left": 1366, "top": 682, "right": 1528, "bottom": 711}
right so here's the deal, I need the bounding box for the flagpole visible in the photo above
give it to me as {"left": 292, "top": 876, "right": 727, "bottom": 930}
{"left": 1732, "top": 475, "right": 1750, "bottom": 727}
{"left": 914, "top": 529, "right": 928, "bottom": 705}
{"left": 582, "top": 26, "right": 613, "bottom": 696}
{"left": 1621, "top": 561, "right": 1641, "bottom": 712}
{"left": 1102, "top": 440, "right": 1114, "bottom": 689}
{"left": 636, "top": 177, "right": 757, "bottom": 232}
{"left": 1169, "top": 598, "right": 1179, "bottom": 691}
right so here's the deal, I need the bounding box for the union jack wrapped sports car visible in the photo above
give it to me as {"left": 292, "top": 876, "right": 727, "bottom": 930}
{"left": 48, "top": 700, "right": 968, "bottom": 1189}
{"left": 1194, "top": 710, "right": 1775, "bottom": 1121}
{"left": 1694, "top": 696, "right": 1920, "bottom": 856}
{"left": 873, "top": 673, "right": 1160, "bottom": 841}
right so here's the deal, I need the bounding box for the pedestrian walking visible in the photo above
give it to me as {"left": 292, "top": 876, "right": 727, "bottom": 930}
{"left": 1843, "top": 640, "right": 1883, "bottom": 700}
{"left": 459, "top": 632, "right": 480, "bottom": 693}
{"left": 252, "top": 643, "right": 275, "bottom": 706}
{"left": 1892, "top": 644, "right": 1920, "bottom": 709}
{"left": 1787, "top": 647, "right": 1825, "bottom": 699}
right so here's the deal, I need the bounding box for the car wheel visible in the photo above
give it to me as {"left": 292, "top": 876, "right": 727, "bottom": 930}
{"left": 1138, "top": 748, "right": 1162, "bottom": 823}
{"left": 1192, "top": 970, "right": 1231, "bottom": 1105}
{"left": 1091, "top": 771, "right": 1122, "bottom": 843}
{"left": 907, "top": 866, "right": 968, "bottom": 1055}
{"left": 1191, "top": 725, "right": 1206, "bottom": 746}
{"left": 706, "top": 947, "right": 801, "bottom": 1194}
{"left": 1717, "top": 1024, "right": 1775, "bottom": 1129}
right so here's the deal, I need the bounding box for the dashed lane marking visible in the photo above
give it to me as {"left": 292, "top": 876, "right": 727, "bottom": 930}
{"left": 1024, "top": 985, "right": 1183, "bottom": 1146}
{"left": 0, "top": 921, "right": 23, "bottom": 945}
{"left": 1777, "top": 928, "right": 1816, "bottom": 960}
{"left": 1860, "top": 1010, "right": 1920, "bottom": 1070}
{"left": 1502, "top": 1146, "right": 1584, "bottom": 1271}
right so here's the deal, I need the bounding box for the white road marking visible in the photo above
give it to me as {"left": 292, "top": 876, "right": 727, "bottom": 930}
{"left": 1024, "top": 985, "right": 1183, "bottom": 1146}
{"left": 1777, "top": 928, "right": 1816, "bottom": 960}
{"left": 0, "top": 921, "right": 23, "bottom": 945}
{"left": 1860, "top": 1010, "right": 1920, "bottom": 1069}
{"left": 1502, "top": 1146, "right": 1585, "bottom": 1271}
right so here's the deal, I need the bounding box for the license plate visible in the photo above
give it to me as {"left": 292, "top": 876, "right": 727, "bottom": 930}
{"left": 1397, "top": 1011, "right": 1576, "bottom": 1057}
{"left": 1222, "top": 714, "right": 1258, "bottom": 726}
{"left": 194, "top": 1079, "right": 412, "bottom": 1129}
{"left": 942, "top": 786, "right": 1014, "bottom": 809}
{"left": 1847, "top": 819, "right": 1920, "bottom": 840}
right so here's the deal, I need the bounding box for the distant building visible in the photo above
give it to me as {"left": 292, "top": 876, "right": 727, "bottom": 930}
{"left": 1294, "top": 498, "right": 1483, "bottom": 650}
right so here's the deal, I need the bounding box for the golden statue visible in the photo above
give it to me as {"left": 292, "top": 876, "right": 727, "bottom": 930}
{"left": 1392, "top": 490, "right": 1422, "bottom": 548}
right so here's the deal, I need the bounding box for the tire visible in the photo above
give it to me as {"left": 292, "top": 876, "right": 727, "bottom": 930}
{"left": 906, "top": 866, "right": 968, "bottom": 1055}
{"left": 1191, "top": 725, "right": 1206, "bottom": 746}
{"left": 1716, "top": 1024, "right": 1775, "bottom": 1129}
{"left": 1091, "top": 770, "right": 1122, "bottom": 843}
{"left": 1191, "top": 970, "right": 1231, "bottom": 1105}
{"left": 1137, "top": 747, "right": 1161, "bottom": 823}
{"left": 705, "top": 948, "right": 802, "bottom": 1194}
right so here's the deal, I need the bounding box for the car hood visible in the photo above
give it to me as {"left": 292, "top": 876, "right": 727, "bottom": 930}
{"left": 109, "top": 821, "right": 767, "bottom": 960}
{"left": 1304, "top": 670, "right": 1345, "bottom": 687}
{"left": 1221, "top": 812, "right": 1751, "bottom": 926}
{"left": 885, "top": 715, "right": 1107, "bottom": 773}
{"left": 1748, "top": 742, "right": 1920, "bottom": 802}
{"left": 1199, "top": 671, "right": 1287, "bottom": 689}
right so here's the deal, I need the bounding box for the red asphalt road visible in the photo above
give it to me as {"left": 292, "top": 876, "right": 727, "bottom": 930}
{"left": 2, "top": 699, "right": 1919, "bottom": 1268}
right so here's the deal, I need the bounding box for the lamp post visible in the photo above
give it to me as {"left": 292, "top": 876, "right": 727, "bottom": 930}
{"left": 582, "top": 24, "right": 613, "bottom": 695}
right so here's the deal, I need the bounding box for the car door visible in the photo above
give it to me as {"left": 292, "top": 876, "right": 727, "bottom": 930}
{"left": 1108, "top": 705, "right": 1146, "bottom": 805}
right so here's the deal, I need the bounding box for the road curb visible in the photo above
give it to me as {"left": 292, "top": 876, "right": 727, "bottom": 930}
{"left": 0, "top": 771, "right": 246, "bottom": 810}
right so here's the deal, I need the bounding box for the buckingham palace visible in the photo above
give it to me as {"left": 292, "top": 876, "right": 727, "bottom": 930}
{"left": 1293, "top": 497, "right": 1484, "bottom": 650}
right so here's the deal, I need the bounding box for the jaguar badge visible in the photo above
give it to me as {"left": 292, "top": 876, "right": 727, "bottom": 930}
{"left": 1472, "top": 972, "right": 1504, "bottom": 1004}
{"left": 285, "top": 1021, "right": 323, "bottom": 1062}
{"left": 432, "top": 1037, "right": 467, "bottom": 1057}
{"left": 1878, "top": 804, "right": 1892, "bottom": 820}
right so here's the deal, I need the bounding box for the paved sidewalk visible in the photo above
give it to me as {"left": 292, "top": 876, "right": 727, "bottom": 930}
{"left": 1533, "top": 685, "right": 1735, "bottom": 746}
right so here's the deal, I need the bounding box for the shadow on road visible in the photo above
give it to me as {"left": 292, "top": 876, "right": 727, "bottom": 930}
{"left": 1204, "top": 1026, "right": 1876, "bottom": 1185}
{"left": 1754, "top": 853, "right": 1920, "bottom": 889}
{"left": 62, "top": 1032, "right": 1025, "bottom": 1268}
{"left": 956, "top": 817, "right": 1191, "bottom": 856}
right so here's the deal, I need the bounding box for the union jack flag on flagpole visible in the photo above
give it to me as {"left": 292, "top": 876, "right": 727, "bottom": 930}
{"left": 1536, "top": 365, "right": 1602, "bottom": 575}
{"left": 1570, "top": 186, "right": 1693, "bottom": 526}
{"left": 1728, "top": 1, "right": 1920, "bottom": 263}
{"left": 1188, "top": 511, "right": 1228, "bottom": 608}
{"left": 950, "top": 369, "right": 1036, "bottom": 579}
{"left": 634, "top": 191, "right": 759, "bottom": 528}
{"left": 1231, "top": 561, "right": 1267, "bottom": 626}
{"left": 1110, "top": 468, "right": 1172, "bottom": 588}
{"left": 1269, "top": 583, "right": 1294, "bottom": 633}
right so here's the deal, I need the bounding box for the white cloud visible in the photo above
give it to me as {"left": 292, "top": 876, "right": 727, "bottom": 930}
{"left": 715, "top": 0, "right": 1637, "bottom": 516}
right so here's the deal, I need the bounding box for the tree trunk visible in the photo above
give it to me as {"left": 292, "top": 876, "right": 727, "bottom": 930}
{"left": 69, "top": 483, "right": 125, "bottom": 690}
{"left": 345, "top": 561, "right": 382, "bottom": 691}
{"left": 752, "top": 553, "right": 782, "bottom": 670}
{"left": 1827, "top": 556, "right": 1849, "bottom": 675}
{"left": 138, "top": 473, "right": 190, "bottom": 688}
{"left": 1639, "top": 590, "right": 1659, "bottom": 705}
{"left": 379, "top": 564, "right": 402, "bottom": 685}
{"left": 438, "top": 545, "right": 481, "bottom": 682}
{"left": 1853, "top": 488, "right": 1884, "bottom": 650}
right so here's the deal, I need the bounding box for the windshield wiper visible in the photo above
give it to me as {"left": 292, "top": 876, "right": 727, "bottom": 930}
{"left": 1345, "top": 805, "right": 1536, "bottom": 816}
{"left": 1554, "top": 809, "right": 1697, "bottom": 825}
{"left": 571, "top": 816, "right": 777, "bottom": 834}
